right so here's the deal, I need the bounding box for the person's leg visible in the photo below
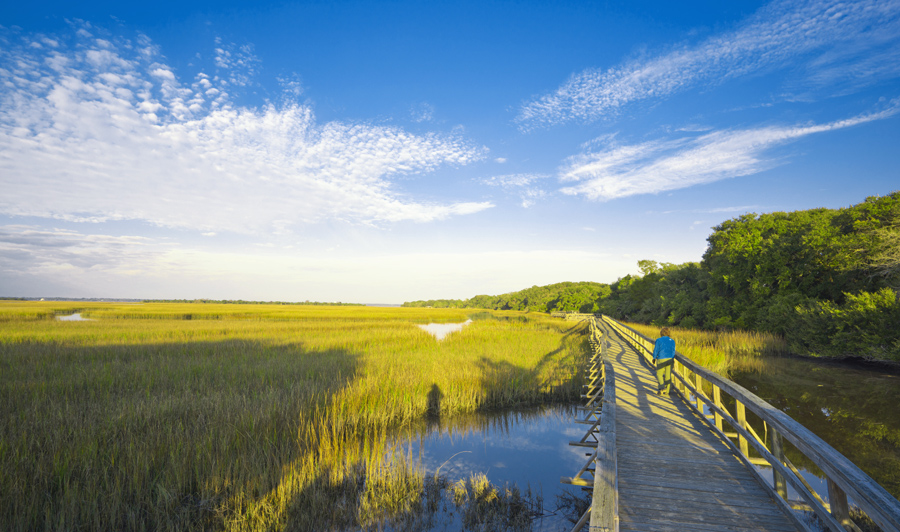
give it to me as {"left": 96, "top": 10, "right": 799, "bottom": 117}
{"left": 658, "top": 358, "right": 674, "bottom": 394}
{"left": 655, "top": 360, "right": 666, "bottom": 393}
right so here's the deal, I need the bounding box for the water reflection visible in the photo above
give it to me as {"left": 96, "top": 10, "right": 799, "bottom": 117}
{"left": 391, "top": 405, "right": 587, "bottom": 531}
{"left": 57, "top": 313, "right": 93, "bottom": 321}
{"left": 418, "top": 320, "right": 472, "bottom": 340}
{"left": 732, "top": 356, "right": 900, "bottom": 500}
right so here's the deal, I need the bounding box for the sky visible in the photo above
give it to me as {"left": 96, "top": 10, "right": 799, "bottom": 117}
{"left": 1, "top": 0, "right": 899, "bottom": 303}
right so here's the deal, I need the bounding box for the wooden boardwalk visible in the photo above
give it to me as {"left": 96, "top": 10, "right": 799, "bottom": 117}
{"left": 603, "top": 328, "right": 800, "bottom": 532}
{"left": 565, "top": 316, "right": 900, "bottom": 532}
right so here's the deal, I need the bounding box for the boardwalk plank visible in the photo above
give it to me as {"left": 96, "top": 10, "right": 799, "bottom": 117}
{"left": 595, "top": 320, "right": 801, "bottom": 532}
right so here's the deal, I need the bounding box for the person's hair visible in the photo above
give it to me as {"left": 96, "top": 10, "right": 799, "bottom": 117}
{"left": 660, "top": 327, "right": 671, "bottom": 337}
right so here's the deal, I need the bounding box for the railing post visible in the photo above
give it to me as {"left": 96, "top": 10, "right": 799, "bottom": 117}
{"left": 736, "top": 402, "right": 749, "bottom": 457}
{"left": 713, "top": 385, "right": 723, "bottom": 432}
{"left": 771, "top": 430, "right": 788, "bottom": 500}
{"left": 827, "top": 478, "right": 852, "bottom": 529}
{"left": 695, "top": 372, "right": 703, "bottom": 411}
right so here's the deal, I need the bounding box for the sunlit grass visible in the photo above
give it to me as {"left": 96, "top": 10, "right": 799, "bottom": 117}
{"left": 0, "top": 302, "right": 588, "bottom": 531}
{"left": 622, "top": 320, "right": 791, "bottom": 376}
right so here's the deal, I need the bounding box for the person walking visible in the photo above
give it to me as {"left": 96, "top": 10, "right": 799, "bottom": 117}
{"left": 652, "top": 328, "right": 676, "bottom": 395}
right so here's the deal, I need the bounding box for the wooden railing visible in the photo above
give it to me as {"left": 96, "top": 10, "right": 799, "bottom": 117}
{"left": 564, "top": 317, "right": 618, "bottom": 532}
{"left": 601, "top": 314, "right": 900, "bottom": 532}
{"left": 588, "top": 318, "right": 618, "bottom": 532}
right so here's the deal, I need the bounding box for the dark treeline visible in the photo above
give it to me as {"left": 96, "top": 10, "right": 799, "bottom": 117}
{"left": 403, "top": 281, "right": 611, "bottom": 314}
{"left": 405, "top": 193, "right": 900, "bottom": 361}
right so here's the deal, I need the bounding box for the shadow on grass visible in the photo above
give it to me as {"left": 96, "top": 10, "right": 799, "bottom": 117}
{"left": 474, "top": 321, "right": 588, "bottom": 410}
{"left": 0, "top": 339, "right": 360, "bottom": 532}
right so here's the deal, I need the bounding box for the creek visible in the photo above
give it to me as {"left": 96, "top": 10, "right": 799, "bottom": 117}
{"left": 417, "top": 320, "right": 473, "bottom": 340}
{"left": 56, "top": 313, "right": 93, "bottom": 321}
{"left": 391, "top": 405, "right": 588, "bottom": 530}
{"left": 731, "top": 355, "right": 900, "bottom": 501}
{"left": 386, "top": 355, "right": 900, "bottom": 531}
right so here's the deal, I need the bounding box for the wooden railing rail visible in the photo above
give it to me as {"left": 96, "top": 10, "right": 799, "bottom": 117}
{"left": 600, "top": 314, "right": 900, "bottom": 532}
{"left": 567, "top": 318, "right": 619, "bottom": 532}
{"left": 588, "top": 318, "right": 618, "bottom": 532}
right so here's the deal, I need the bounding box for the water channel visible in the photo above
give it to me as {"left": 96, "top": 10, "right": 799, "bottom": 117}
{"left": 390, "top": 348, "right": 900, "bottom": 530}
{"left": 731, "top": 355, "right": 900, "bottom": 501}
{"left": 56, "top": 313, "right": 93, "bottom": 321}
{"left": 390, "top": 405, "right": 588, "bottom": 531}
{"left": 50, "top": 312, "right": 900, "bottom": 524}
{"left": 418, "top": 320, "right": 473, "bottom": 340}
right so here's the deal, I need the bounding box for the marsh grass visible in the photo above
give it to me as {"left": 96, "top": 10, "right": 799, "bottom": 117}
{"left": 0, "top": 302, "right": 588, "bottom": 531}
{"left": 622, "top": 320, "right": 791, "bottom": 376}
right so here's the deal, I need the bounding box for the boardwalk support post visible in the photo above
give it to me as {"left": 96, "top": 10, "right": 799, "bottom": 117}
{"left": 713, "top": 385, "right": 724, "bottom": 432}
{"left": 827, "top": 478, "right": 852, "bottom": 530}
{"left": 736, "top": 402, "right": 749, "bottom": 457}
{"left": 772, "top": 430, "right": 788, "bottom": 500}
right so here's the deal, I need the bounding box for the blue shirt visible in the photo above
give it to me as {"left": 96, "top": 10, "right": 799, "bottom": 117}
{"left": 653, "top": 336, "right": 676, "bottom": 360}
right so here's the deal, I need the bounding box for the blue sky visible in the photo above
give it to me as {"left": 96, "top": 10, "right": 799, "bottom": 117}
{"left": 2, "top": 0, "right": 899, "bottom": 303}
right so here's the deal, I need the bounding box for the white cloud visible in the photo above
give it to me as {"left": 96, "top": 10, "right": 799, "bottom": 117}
{"left": 411, "top": 102, "right": 435, "bottom": 123}
{"left": 704, "top": 205, "right": 759, "bottom": 214}
{"left": 559, "top": 106, "right": 900, "bottom": 200}
{"left": 213, "top": 38, "right": 259, "bottom": 87}
{"left": 481, "top": 173, "right": 551, "bottom": 207}
{"left": 0, "top": 225, "right": 164, "bottom": 279}
{"left": 481, "top": 173, "right": 549, "bottom": 188}
{"left": 517, "top": 0, "right": 900, "bottom": 127}
{"left": 0, "top": 26, "right": 491, "bottom": 234}
{"left": 494, "top": 157, "right": 507, "bottom": 164}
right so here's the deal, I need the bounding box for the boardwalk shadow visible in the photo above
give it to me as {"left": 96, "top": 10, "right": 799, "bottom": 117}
{"left": 474, "top": 320, "right": 589, "bottom": 409}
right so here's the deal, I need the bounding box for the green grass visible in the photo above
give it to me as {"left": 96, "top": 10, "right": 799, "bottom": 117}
{"left": 0, "top": 302, "right": 588, "bottom": 531}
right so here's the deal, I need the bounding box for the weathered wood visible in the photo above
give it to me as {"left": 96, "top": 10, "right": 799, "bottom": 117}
{"left": 772, "top": 429, "right": 788, "bottom": 500}
{"left": 571, "top": 507, "right": 591, "bottom": 532}
{"left": 602, "top": 315, "right": 900, "bottom": 532}
{"left": 589, "top": 329, "right": 618, "bottom": 532}
{"left": 667, "top": 363, "right": 841, "bottom": 531}
{"left": 694, "top": 371, "right": 704, "bottom": 411}
{"left": 827, "top": 478, "right": 852, "bottom": 530}
{"left": 736, "top": 401, "right": 749, "bottom": 457}
{"left": 595, "top": 320, "right": 801, "bottom": 532}
{"left": 713, "top": 385, "right": 724, "bottom": 432}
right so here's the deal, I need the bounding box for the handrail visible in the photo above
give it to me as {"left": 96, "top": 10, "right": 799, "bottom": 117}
{"left": 588, "top": 318, "right": 618, "bottom": 532}
{"left": 600, "top": 314, "right": 900, "bottom": 532}
{"left": 570, "top": 318, "right": 618, "bottom": 532}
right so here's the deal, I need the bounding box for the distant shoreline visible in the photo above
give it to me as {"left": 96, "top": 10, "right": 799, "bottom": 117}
{"left": 1, "top": 297, "right": 402, "bottom": 306}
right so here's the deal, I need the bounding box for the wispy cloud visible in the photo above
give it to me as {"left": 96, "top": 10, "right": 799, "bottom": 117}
{"left": 410, "top": 102, "right": 435, "bottom": 123}
{"left": 517, "top": 0, "right": 900, "bottom": 128}
{"left": 559, "top": 106, "right": 900, "bottom": 200}
{"left": 0, "top": 224, "right": 625, "bottom": 300}
{"left": 0, "top": 25, "right": 490, "bottom": 234}
{"left": 0, "top": 225, "right": 164, "bottom": 279}
{"left": 481, "top": 173, "right": 551, "bottom": 207}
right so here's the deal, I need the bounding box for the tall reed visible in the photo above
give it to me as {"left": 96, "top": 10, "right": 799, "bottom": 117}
{"left": 0, "top": 302, "right": 588, "bottom": 531}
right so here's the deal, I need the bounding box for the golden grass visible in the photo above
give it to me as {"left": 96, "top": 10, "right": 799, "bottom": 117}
{"left": 0, "top": 302, "right": 588, "bottom": 531}
{"left": 621, "top": 320, "right": 791, "bottom": 376}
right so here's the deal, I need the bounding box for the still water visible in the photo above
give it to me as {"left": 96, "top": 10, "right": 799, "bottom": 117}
{"left": 418, "top": 320, "right": 473, "bottom": 340}
{"left": 56, "top": 313, "right": 93, "bottom": 321}
{"left": 392, "top": 405, "right": 588, "bottom": 530}
{"left": 731, "top": 356, "right": 900, "bottom": 500}
{"left": 387, "top": 355, "right": 900, "bottom": 531}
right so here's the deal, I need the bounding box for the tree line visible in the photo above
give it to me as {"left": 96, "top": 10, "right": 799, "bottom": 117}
{"left": 405, "top": 192, "right": 900, "bottom": 361}
{"left": 141, "top": 299, "right": 363, "bottom": 306}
